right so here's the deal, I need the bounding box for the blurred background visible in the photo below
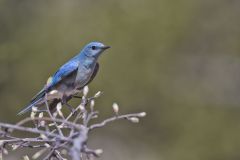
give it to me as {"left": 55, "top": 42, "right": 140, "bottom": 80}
{"left": 1, "top": 0, "right": 240, "bottom": 159}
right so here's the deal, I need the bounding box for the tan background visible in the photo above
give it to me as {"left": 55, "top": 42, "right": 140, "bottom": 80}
{"left": 0, "top": 0, "right": 240, "bottom": 159}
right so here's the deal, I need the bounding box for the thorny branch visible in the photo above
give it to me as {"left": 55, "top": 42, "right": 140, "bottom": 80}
{"left": 0, "top": 86, "right": 146, "bottom": 160}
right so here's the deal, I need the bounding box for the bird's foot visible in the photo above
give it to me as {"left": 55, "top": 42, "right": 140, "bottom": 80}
{"left": 72, "top": 95, "right": 82, "bottom": 99}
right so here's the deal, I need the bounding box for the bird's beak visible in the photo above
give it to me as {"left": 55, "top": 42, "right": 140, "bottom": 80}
{"left": 101, "top": 45, "right": 110, "bottom": 50}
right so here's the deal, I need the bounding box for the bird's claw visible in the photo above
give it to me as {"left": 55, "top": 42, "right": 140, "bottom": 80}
{"left": 72, "top": 95, "right": 82, "bottom": 99}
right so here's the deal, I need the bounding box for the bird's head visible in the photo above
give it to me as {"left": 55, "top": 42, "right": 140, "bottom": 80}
{"left": 82, "top": 41, "right": 110, "bottom": 58}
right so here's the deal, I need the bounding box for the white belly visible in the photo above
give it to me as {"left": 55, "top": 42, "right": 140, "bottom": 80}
{"left": 46, "top": 88, "right": 81, "bottom": 100}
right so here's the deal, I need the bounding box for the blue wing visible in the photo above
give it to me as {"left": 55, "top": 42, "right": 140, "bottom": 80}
{"left": 49, "top": 60, "right": 79, "bottom": 88}
{"left": 18, "top": 59, "right": 79, "bottom": 115}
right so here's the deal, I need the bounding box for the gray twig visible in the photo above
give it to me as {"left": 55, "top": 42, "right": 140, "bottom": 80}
{"left": 0, "top": 87, "right": 146, "bottom": 160}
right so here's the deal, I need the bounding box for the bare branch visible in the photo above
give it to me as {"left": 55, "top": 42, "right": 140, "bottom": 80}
{"left": 0, "top": 88, "right": 146, "bottom": 160}
{"left": 0, "top": 122, "right": 68, "bottom": 141}
{"left": 89, "top": 112, "right": 146, "bottom": 130}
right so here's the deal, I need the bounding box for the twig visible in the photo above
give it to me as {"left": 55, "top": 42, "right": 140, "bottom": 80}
{"left": 89, "top": 112, "right": 146, "bottom": 130}
{"left": 0, "top": 87, "right": 146, "bottom": 160}
{"left": 0, "top": 122, "right": 68, "bottom": 141}
{"left": 44, "top": 95, "right": 64, "bottom": 137}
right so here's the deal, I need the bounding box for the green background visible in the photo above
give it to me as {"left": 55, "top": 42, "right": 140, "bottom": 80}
{"left": 0, "top": 0, "right": 240, "bottom": 159}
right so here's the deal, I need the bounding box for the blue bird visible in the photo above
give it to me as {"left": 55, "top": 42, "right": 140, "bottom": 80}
{"left": 18, "top": 41, "right": 110, "bottom": 115}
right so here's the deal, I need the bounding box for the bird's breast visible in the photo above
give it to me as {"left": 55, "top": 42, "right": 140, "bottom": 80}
{"left": 75, "top": 66, "right": 94, "bottom": 87}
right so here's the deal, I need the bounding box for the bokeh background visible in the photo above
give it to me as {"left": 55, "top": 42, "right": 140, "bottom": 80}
{"left": 1, "top": 0, "right": 240, "bottom": 160}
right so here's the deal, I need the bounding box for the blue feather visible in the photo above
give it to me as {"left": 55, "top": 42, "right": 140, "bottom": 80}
{"left": 50, "top": 60, "right": 79, "bottom": 88}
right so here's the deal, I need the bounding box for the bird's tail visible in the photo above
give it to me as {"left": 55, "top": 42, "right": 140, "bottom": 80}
{"left": 17, "top": 89, "right": 46, "bottom": 115}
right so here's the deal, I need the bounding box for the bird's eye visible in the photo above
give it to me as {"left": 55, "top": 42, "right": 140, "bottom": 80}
{"left": 91, "top": 46, "right": 96, "bottom": 50}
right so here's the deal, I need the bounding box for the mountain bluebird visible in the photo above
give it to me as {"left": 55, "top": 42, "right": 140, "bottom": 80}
{"left": 18, "top": 41, "right": 110, "bottom": 115}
